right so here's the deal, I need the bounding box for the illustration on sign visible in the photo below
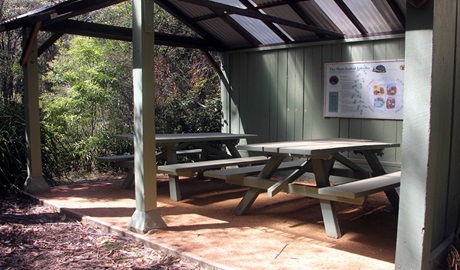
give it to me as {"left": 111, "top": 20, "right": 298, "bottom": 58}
{"left": 324, "top": 60, "right": 405, "bottom": 120}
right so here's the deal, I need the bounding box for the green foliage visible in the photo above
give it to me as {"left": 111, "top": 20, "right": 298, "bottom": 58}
{"left": 2, "top": 1, "right": 223, "bottom": 181}
{"left": 155, "top": 91, "right": 222, "bottom": 134}
{"left": 42, "top": 37, "right": 133, "bottom": 170}
{"left": 0, "top": 0, "right": 61, "bottom": 101}
{"left": 0, "top": 101, "right": 67, "bottom": 191}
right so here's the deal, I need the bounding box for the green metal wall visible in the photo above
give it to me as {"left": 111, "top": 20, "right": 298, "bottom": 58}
{"left": 222, "top": 37, "right": 405, "bottom": 164}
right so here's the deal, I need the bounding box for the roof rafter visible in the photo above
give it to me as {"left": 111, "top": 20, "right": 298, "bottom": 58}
{"left": 155, "top": 0, "right": 228, "bottom": 50}
{"left": 385, "top": 0, "right": 406, "bottom": 27}
{"left": 38, "top": 33, "right": 63, "bottom": 57}
{"left": 239, "top": 0, "right": 292, "bottom": 43}
{"left": 178, "top": 0, "right": 344, "bottom": 38}
{"left": 333, "top": 0, "right": 368, "bottom": 35}
{"left": 284, "top": 0, "right": 325, "bottom": 39}
{"left": 208, "top": 7, "right": 262, "bottom": 47}
{"left": 1, "top": 0, "right": 127, "bottom": 31}
{"left": 20, "top": 22, "right": 41, "bottom": 66}
{"left": 0, "top": 0, "right": 405, "bottom": 51}
{"left": 41, "top": 19, "right": 223, "bottom": 51}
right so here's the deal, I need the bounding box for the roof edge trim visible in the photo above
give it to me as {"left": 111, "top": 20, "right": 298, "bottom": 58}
{"left": 225, "top": 33, "right": 405, "bottom": 54}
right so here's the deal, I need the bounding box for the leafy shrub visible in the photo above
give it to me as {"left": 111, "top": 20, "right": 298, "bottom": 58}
{"left": 0, "top": 101, "right": 68, "bottom": 191}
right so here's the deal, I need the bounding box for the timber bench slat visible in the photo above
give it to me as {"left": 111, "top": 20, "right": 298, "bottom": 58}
{"left": 97, "top": 149, "right": 202, "bottom": 167}
{"left": 318, "top": 171, "right": 401, "bottom": 199}
{"left": 97, "top": 155, "right": 134, "bottom": 163}
{"left": 157, "top": 156, "right": 269, "bottom": 177}
{"left": 175, "top": 149, "right": 202, "bottom": 156}
{"left": 203, "top": 159, "right": 306, "bottom": 180}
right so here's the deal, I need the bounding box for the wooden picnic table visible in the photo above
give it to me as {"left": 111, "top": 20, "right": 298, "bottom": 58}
{"left": 114, "top": 132, "right": 256, "bottom": 159}
{"left": 234, "top": 138, "right": 401, "bottom": 238}
{"left": 115, "top": 132, "right": 258, "bottom": 201}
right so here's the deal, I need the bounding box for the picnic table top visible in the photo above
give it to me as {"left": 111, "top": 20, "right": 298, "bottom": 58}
{"left": 237, "top": 138, "right": 400, "bottom": 156}
{"left": 114, "top": 132, "right": 257, "bottom": 143}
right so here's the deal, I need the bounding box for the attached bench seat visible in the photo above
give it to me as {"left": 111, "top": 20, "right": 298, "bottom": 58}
{"left": 97, "top": 154, "right": 134, "bottom": 163}
{"left": 96, "top": 149, "right": 204, "bottom": 190}
{"left": 318, "top": 171, "right": 401, "bottom": 199}
{"left": 96, "top": 155, "right": 134, "bottom": 172}
{"left": 97, "top": 149, "right": 202, "bottom": 166}
{"left": 204, "top": 159, "right": 306, "bottom": 181}
{"left": 157, "top": 156, "right": 269, "bottom": 177}
{"left": 158, "top": 156, "right": 269, "bottom": 201}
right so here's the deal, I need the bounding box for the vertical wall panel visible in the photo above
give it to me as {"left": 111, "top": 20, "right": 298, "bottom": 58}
{"left": 348, "top": 42, "right": 373, "bottom": 141}
{"left": 247, "top": 53, "right": 270, "bottom": 142}
{"left": 286, "top": 49, "right": 304, "bottom": 140}
{"left": 227, "top": 54, "right": 241, "bottom": 134}
{"left": 266, "top": 51, "right": 279, "bottom": 142}
{"left": 447, "top": 2, "right": 460, "bottom": 238}
{"left": 221, "top": 54, "right": 231, "bottom": 133}
{"left": 277, "top": 50, "right": 288, "bottom": 141}
{"left": 294, "top": 48, "right": 305, "bottom": 141}
{"left": 303, "top": 47, "right": 314, "bottom": 139}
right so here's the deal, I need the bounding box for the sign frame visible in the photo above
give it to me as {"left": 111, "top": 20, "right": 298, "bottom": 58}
{"left": 323, "top": 59, "right": 405, "bottom": 120}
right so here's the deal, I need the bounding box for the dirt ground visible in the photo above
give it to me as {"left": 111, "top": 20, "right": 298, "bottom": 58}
{"left": 1, "top": 171, "right": 406, "bottom": 269}
{"left": 0, "top": 191, "right": 200, "bottom": 270}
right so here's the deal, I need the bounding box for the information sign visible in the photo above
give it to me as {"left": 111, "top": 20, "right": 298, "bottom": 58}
{"left": 324, "top": 60, "right": 405, "bottom": 120}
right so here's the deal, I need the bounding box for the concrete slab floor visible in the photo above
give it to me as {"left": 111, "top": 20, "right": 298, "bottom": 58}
{"left": 31, "top": 176, "right": 397, "bottom": 270}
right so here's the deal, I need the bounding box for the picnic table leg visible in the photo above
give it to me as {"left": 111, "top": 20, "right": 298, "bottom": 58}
{"left": 234, "top": 155, "right": 285, "bottom": 215}
{"left": 363, "top": 151, "right": 400, "bottom": 210}
{"left": 312, "top": 158, "right": 342, "bottom": 238}
{"left": 235, "top": 188, "right": 262, "bottom": 215}
{"left": 224, "top": 140, "right": 242, "bottom": 158}
{"left": 267, "top": 159, "right": 311, "bottom": 197}
{"left": 165, "top": 143, "right": 182, "bottom": 201}
{"left": 121, "top": 168, "right": 135, "bottom": 189}
{"left": 319, "top": 199, "right": 342, "bottom": 238}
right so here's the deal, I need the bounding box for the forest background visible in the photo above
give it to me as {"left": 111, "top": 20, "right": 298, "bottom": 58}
{"left": 0, "top": 0, "right": 223, "bottom": 191}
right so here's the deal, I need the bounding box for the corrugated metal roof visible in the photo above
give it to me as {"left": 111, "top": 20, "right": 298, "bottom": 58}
{"left": 198, "top": 17, "right": 252, "bottom": 48}
{"left": 231, "top": 15, "right": 285, "bottom": 45}
{"left": 0, "top": 0, "right": 406, "bottom": 51}
{"left": 314, "top": 0, "right": 361, "bottom": 36}
{"left": 345, "top": 0, "right": 392, "bottom": 33}
{"left": 169, "top": 0, "right": 213, "bottom": 18}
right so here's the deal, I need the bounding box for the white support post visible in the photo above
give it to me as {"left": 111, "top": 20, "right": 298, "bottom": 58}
{"left": 396, "top": 1, "right": 457, "bottom": 269}
{"left": 23, "top": 27, "right": 49, "bottom": 193}
{"left": 129, "top": 0, "right": 166, "bottom": 232}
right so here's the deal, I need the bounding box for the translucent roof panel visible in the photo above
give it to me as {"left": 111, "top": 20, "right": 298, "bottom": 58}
{"left": 343, "top": 0, "right": 393, "bottom": 33}
{"left": 314, "top": 0, "right": 361, "bottom": 36}
{"left": 260, "top": 4, "right": 306, "bottom": 24}
{"left": 230, "top": 14, "right": 285, "bottom": 45}
{"left": 0, "top": 0, "right": 407, "bottom": 51}
{"left": 198, "top": 17, "right": 252, "bottom": 48}
{"left": 297, "top": 1, "right": 342, "bottom": 34}
{"left": 395, "top": 0, "right": 406, "bottom": 14}
{"left": 169, "top": 0, "right": 214, "bottom": 18}
{"left": 211, "top": 0, "right": 246, "bottom": 8}
{"left": 279, "top": 25, "right": 319, "bottom": 42}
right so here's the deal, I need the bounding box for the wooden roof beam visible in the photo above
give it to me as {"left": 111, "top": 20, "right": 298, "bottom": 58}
{"left": 209, "top": 7, "right": 262, "bottom": 47}
{"left": 285, "top": 0, "right": 325, "bottom": 39}
{"left": 384, "top": 0, "right": 406, "bottom": 27}
{"left": 41, "top": 20, "right": 224, "bottom": 51}
{"left": 20, "top": 22, "right": 41, "bottom": 66}
{"left": 38, "top": 33, "right": 64, "bottom": 57}
{"left": 333, "top": 0, "right": 368, "bottom": 35}
{"left": 155, "top": 0, "right": 228, "bottom": 49}
{"left": 42, "top": 0, "right": 127, "bottom": 27}
{"left": 239, "top": 0, "right": 292, "bottom": 43}
{"left": 178, "top": 0, "right": 344, "bottom": 38}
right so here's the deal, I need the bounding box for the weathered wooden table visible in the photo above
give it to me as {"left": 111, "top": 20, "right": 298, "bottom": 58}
{"left": 115, "top": 132, "right": 258, "bottom": 200}
{"left": 235, "top": 138, "right": 401, "bottom": 238}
